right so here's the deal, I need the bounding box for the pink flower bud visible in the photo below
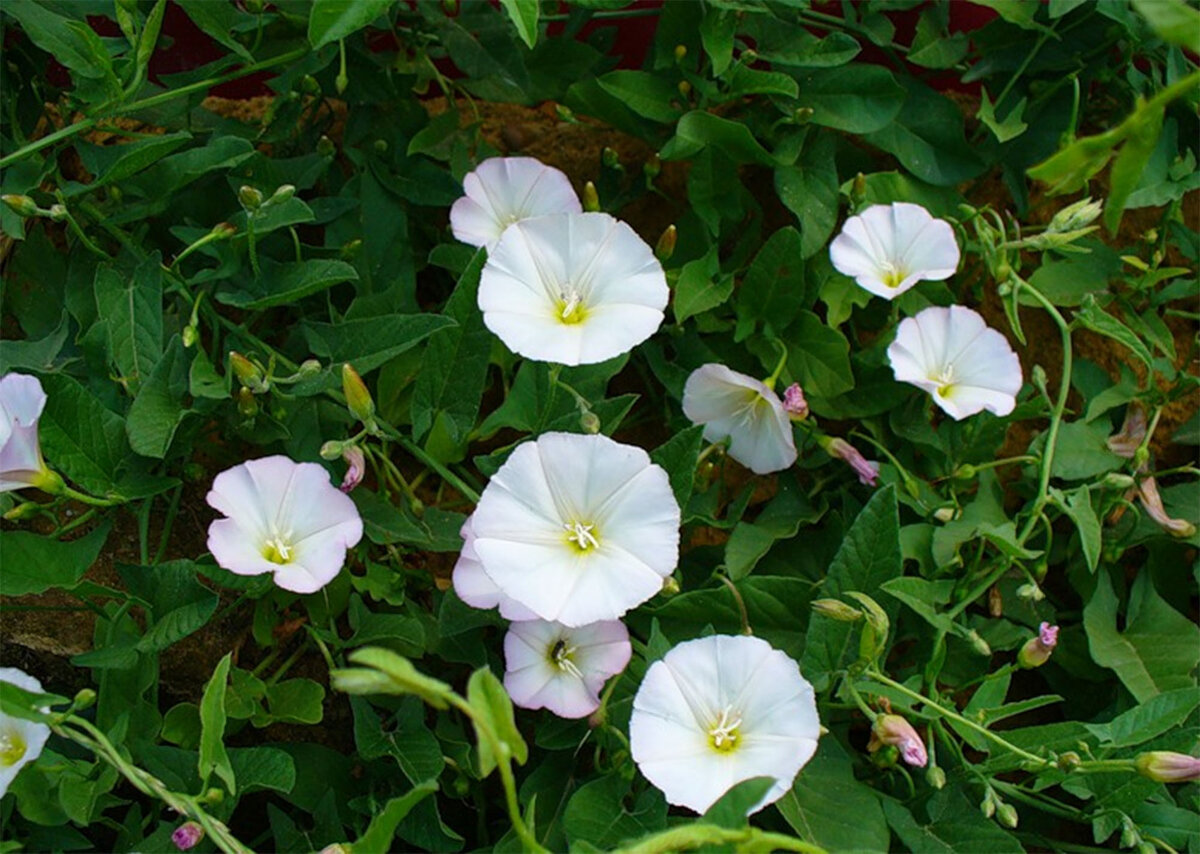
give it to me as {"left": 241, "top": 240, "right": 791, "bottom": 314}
{"left": 827, "top": 437, "right": 879, "bottom": 487}
{"left": 1136, "top": 476, "right": 1197, "bottom": 538}
{"left": 1136, "top": 751, "right": 1200, "bottom": 783}
{"left": 172, "top": 822, "right": 204, "bottom": 851}
{"left": 1017, "top": 622, "right": 1058, "bottom": 669}
{"left": 870, "top": 714, "right": 927, "bottom": 767}
{"left": 340, "top": 445, "right": 365, "bottom": 493}
{"left": 782, "top": 383, "right": 809, "bottom": 419}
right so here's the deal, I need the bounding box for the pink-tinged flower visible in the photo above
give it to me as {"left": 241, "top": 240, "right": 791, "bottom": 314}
{"left": 829, "top": 203, "right": 960, "bottom": 300}
{"left": 339, "top": 445, "right": 365, "bottom": 493}
{"left": 887, "top": 305, "right": 1023, "bottom": 420}
{"left": 823, "top": 436, "right": 879, "bottom": 487}
{"left": 870, "top": 714, "right": 927, "bottom": 768}
{"left": 451, "top": 516, "right": 538, "bottom": 621}
{"left": 782, "top": 383, "right": 809, "bottom": 420}
{"left": 1136, "top": 751, "right": 1200, "bottom": 783}
{"left": 469, "top": 432, "right": 680, "bottom": 627}
{"left": 0, "top": 373, "right": 53, "bottom": 493}
{"left": 630, "top": 635, "right": 820, "bottom": 814}
{"left": 682, "top": 365, "right": 797, "bottom": 475}
{"left": 503, "top": 619, "right": 632, "bottom": 718}
{"left": 171, "top": 822, "right": 204, "bottom": 851}
{"left": 1106, "top": 402, "right": 1147, "bottom": 459}
{"left": 1136, "top": 476, "right": 1196, "bottom": 538}
{"left": 1017, "top": 622, "right": 1059, "bottom": 669}
{"left": 451, "top": 157, "right": 581, "bottom": 251}
{"left": 206, "top": 456, "right": 364, "bottom": 594}
{"left": 478, "top": 212, "right": 668, "bottom": 366}
{"left": 0, "top": 667, "right": 51, "bottom": 798}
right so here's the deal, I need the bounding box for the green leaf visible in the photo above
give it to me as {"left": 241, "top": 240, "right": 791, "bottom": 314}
{"left": 1084, "top": 570, "right": 1200, "bottom": 703}
{"left": 786, "top": 311, "right": 854, "bottom": 400}
{"left": 777, "top": 740, "right": 889, "bottom": 853}
{"left": 1023, "top": 246, "right": 1119, "bottom": 307}
{"left": 38, "top": 374, "right": 130, "bottom": 494}
{"left": 650, "top": 426, "right": 705, "bottom": 508}
{"left": 724, "top": 65, "right": 798, "bottom": 99}
{"left": 229, "top": 747, "right": 296, "bottom": 795}
{"left": 775, "top": 132, "right": 839, "bottom": 259}
{"left": 700, "top": 6, "right": 735, "bottom": 75}
{"left": 94, "top": 254, "right": 163, "bottom": 393}
{"left": 74, "top": 133, "right": 193, "bottom": 193}
{"left": 703, "top": 777, "right": 775, "bottom": 827}
{"left": 0, "top": 523, "right": 111, "bottom": 596}
{"left": 354, "top": 781, "right": 440, "bottom": 851}
{"left": 0, "top": 312, "right": 69, "bottom": 373}
{"left": 881, "top": 576, "right": 957, "bottom": 633}
{"left": 198, "top": 653, "right": 236, "bottom": 796}
{"left": 499, "top": 0, "right": 539, "bottom": 49}
{"left": 1104, "top": 99, "right": 1164, "bottom": 234}
{"left": 308, "top": 0, "right": 394, "bottom": 49}
{"left": 596, "top": 71, "right": 683, "bottom": 123}
{"left": 331, "top": 647, "right": 453, "bottom": 709}
{"left": 977, "top": 88, "right": 1028, "bottom": 143}
{"left": 725, "top": 479, "right": 815, "bottom": 580}
{"left": 2, "top": 0, "right": 116, "bottom": 80}
{"left": 301, "top": 314, "right": 457, "bottom": 375}
{"left": 673, "top": 248, "right": 732, "bottom": 322}
{"left": 175, "top": 0, "right": 254, "bottom": 60}
{"left": 882, "top": 788, "right": 1022, "bottom": 853}
{"left": 217, "top": 259, "right": 360, "bottom": 310}
{"left": 741, "top": 226, "right": 808, "bottom": 330}
{"left": 664, "top": 111, "right": 779, "bottom": 166}
{"left": 1052, "top": 486, "right": 1102, "bottom": 572}
{"left": 1046, "top": 420, "right": 1124, "bottom": 480}
{"left": 258, "top": 679, "right": 325, "bottom": 726}
{"left": 126, "top": 335, "right": 189, "bottom": 459}
{"left": 564, "top": 775, "right": 667, "bottom": 849}
{"left": 1130, "top": 0, "right": 1200, "bottom": 48}
{"left": 465, "top": 667, "right": 528, "bottom": 777}
{"left": 787, "top": 65, "right": 904, "bottom": 134}
{"left": 119, "top": 560, "right": 219, "bottom": 653}
{"left": 351, "top": 697, "right": 445, "bottom": 785}
{"left": 1084, "top": 687, "right": 1200, "bottom": 748}
{"left": 967, "top": 0, "right": 1051, "bottom": 31}
{"left": 803, "top": 485, "right": 901, "bottom": 689}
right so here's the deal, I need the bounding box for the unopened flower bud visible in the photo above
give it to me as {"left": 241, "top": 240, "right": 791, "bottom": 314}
{"left": 811, "top": 598, "right": 862, "bottom": 622}
{"left": 2, "top": 194, "right": 38, "bottom": 217}
{"left": 48, "top": 204, "right": 67, "bottom": 222}
{"left": 236, "top": 387, "right": 258, "bottom": 417}
{"left": 602, "top": 147, "right": 620, "bottom": 170}
{"left": 229, "top": 352, "right": 268, "bottom": 393}
{"left": 3, "top": 501, "right": 41, "bottom": 521}
{"left": 926, "top": 766, "right": 946, "bottom": 789}
{"left": 296, "top": 359, "right": 322, "bottom": 379}
{"left": 1057, "top": 751, "right": 1081, "bottom": 772}
{"left": 654, "top": 224, "right": 677, "bottom": 262}
{"left": 335, "top": 69, "right": 349, "bottom": 95}
{"left": 269, "top": 184, "right": 296, "bottom": 205}
{"left": 182, "top": 325, "right": 199, "bottom": 348}
{"left": 932, "top": 505, "right": 959, "bottom": 523}
{"left": 869, "top": 743, "right": 899, "bottom": 769}
{"left": 677, "top": 80, "right": 692, "bottom": 97}
{"left": 172, "top": 822, "right": 204, "bottom": 851}
{"left": 673, "top": 44, "right": 687, "bottom": 63}
{"left": 870, "top": 715, "right": 928, "bottom": 768}
{"left": 578, "top": 410, "right": 601, "bottom": 434}
{"left": 317, "top": 135, "right": 336, "bottom": 157}
{"left": 1135, "top": 751, "right": 1200, "bottom": 783}
{"left": 320, "top": 440, "right": 345, "bottom": 461}
{"left": 342, "top": 363, "right": 376, "bottom": 426}
{"left": 340, "top": 445, "right": 365, "bottom": 493}
{"left": 210, "top": 222, "right": 237, "bottom": 240}
{"left": 203, "top": 788, "right": 224, "bottom": 804}
{"left": 1102, "top": 472, "right": 1135, "bottom": 490}
{"left": 643, "top": 153, "right": 661, "bottom": 181}
{"left": 851, "top": 172, "right": 866, "bottom": 201}
{"left": 980, "top": 793, "right": 995, "bottom": 819}
{"left": 238, "top": 185, "right": 264, "bottom": 210}
{"left": 782, "top": 383, "right": 808, "bottom": 419}
{"left": 1017, "top": 622, "right": 1058, "bottom": 668}
{"left": 952, "top": 464, "right": 977, "bottom": 480}
{"left": 583, "top": 181, "right": 600, "bottom": 213}
{"left": 821, "top": 436, "right": 880, "bottom": 487}
{"left": 1047, "top": 197, "right": 1102, "bottom": 234}
{"left": 374, "top": 138, "right": 388, "bottom": 154}
{"left": 996, "top": 802, "right": 1018, "bottom": 829}
{"left": 793, "top": 106, "right": 814, "bottom": 124}
{"left": 1031, "top": 365, "right": 1048, "bottom": 396}
{"left": 1015, "top": 582, "right": 1045, "bottom": 602}
{"left": 660, "top": 575, "right": 681, "bottom": 597}
{"left": 967, "top": 629, "right": 992, "bottom": 657}
{"left": 1120, "top": 820, "right": 1139, "bottom": 850}
{"left": 1107, "top": 402, "right": 1146, "bottom": 458}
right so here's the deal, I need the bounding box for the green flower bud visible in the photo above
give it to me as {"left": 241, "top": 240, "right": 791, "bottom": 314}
{"left": 673, "top": 44, "right": 687, "bottom": 63}
{"left": 579, "top": 410, "right": 601, "bottom": 434}
{"left": 1, "top": 194, "right": 39, "bottom": 218}
{"left": 602, "top": 147, "right": 620, "bottom": 170}
{"left": 926, "top": 766, "right": 946, "bottom": 789}
{"left": 182, "top": 325, "right": 199, "bottom": 348}
{"left": 236, "top": 387, "right": 258, "bottom": 417}
{"left": 296, "top": 359, "right": 322, "bottom": 379}
{"left": 660, "top": 576, "right": 681, "bottom": 597}
{"left": 980, "top": 793, "right": 995, "bottom": 819}
{"left": 3, "top": 501, "right": 41, "bottom": 521}
{"left": 336, "top": 70, "right": 349, "bottom": 95}
{"left": 269, "top": 184, "right": 296, "bottom": 205}
{"left": 677, "top": 80, "right": 692, "bottom": 97}
{"left": 996, "top": 802, "right": 1018, "bottom": 829}
{"left": 342, "top": 363, "right": 376, "bottom": 426}
{"left": 655, "top": 225, "right": 677, "bottom": 262}
{"left": 1056, "top": 751, "right": 1081, "bottom": 772}
{"left": 48, "top": 204, "right": 67, "bottom": 222}
{"left": 643, "top": 153, "right": 661, "bottom": 180}
{"left": 317, "top": 135, "right": 336, "bottom": 157}
{"left": 210, "top": 222, "right": 237, "bottom": 240}
{"left": 583, "top": 181, "right": 600, "bottom": 213}
{"left": 1103, "top": 472, "right": 1136, "bottom": 489}
{"left": 72, "top": 688, "right": 97, "bottom": 710}
{"left": 229, "top": 351, "right": 268, "bottom": 393}
{"left": 320, "top": 440, "right": 346, "bottom": 461}
{"left": 238, "top": 185, "right": 263, "bottom": 211}
{"left": 793, "top": 106, "right": 814, "bottom": 124}
{"left": 811, "top": 598, "right": 863, "bottom": 622}
{"left": 374, "top": 138, "right": 389, "bottom": 154}
{"left": 967, "top": 629, "right": 991, "bottom": 658}
{"left": 932, "top": 505, "right": 959, "bottom": 523}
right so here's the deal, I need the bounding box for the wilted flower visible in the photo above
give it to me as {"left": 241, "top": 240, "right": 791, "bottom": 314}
{"left": 0, "top": 373, "right": 53, "bottom": 493}
{"left": 1136, "top": 475, "right": 1196, "bottom": 538}
{"left": 870, "top": 714, "right": 927, "bottom": 768}
{"left": 782, "top": 383, "right": 808, "bottom": 419}
{"left": 450, "top": 157, "right": 581, "bottom": 251}
{"left": 1106, "top": 402, "right": 1147, "bottom": 459}
{"left": 821, "top": 436, "right": 879, "bottom": 487}
{"left": 451, "top": 516, "right": 538, "bottom": 621}
{"left": 468, "top": 432, "right": 680, "bottom": 627}
{"left": 171, "top": 822, "right": 204, "bottom": 851}
{"left": 1017, "top": 622, "right": 1059, "bottom": 669}
{"left": 339, "top": 446, "right": 365, "bottom": 493}
{"left": 478, "top": 211, "right": 669, "bottom": 366}
{"left": 887, "top": 305, "right": 1023, "bottom": 420}
{"left": 1135, "top": 751, "right": 1200, "bottom": 783}
{"left": 503, "top": 619, "right": 631, "bottom": 718}
{"left": 682, "top": 365, "right": 797, "bottom": 475}
{"left": 206, "top": 456, "right": 364, "bottom": 594}
{"left": 630, "top": 634, "right": 820, "bottom": 814}
{"left": 829, "top": 203, "right": 960, "bottom": 300}
{"left": 0, "top": 667, "right": 52, "bottom": 798}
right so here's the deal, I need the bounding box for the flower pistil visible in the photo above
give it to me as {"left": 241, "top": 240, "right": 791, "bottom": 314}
{"left": 564, "top": 520, "right": 600, "bottom": 551}
{"left": 708, "top": 705, "right": 743, "bottom": 753}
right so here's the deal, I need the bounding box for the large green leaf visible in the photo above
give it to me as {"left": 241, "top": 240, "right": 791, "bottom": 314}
{"left": 0, "top": 523, "right": 111, "bottom": 596}
{"left": 775, "top": 132, "right": 839, "bottom": 259}
{"left": 354, "top": 781, "right": 440, "bottom": 851}
{"left": 882, "top": 789, "right": 1022, "bottom": 853}
{"left": 596, "top": 71, "right": 683, "bottom": 123}
{"left": 673, "top": 247, "right": 732, "bottom": 323}
{"left": 739, "top": 227, "right": 807, "bottom": 330}
{"left": 787, "top": 65, "right": 904, "bottom": 133}
{"left": 301, "top": 314, "right": 457, "bottom": 375}
{"left": 118, "top": 560, "right": 219, "bottom": 653}
{"left": 308, "top": 0, "right": 395, "bottom": 49}
{"left": 74, "top": 133, "right": 193, "bottom": 193}
{"left": 498, "top": 0, "right": 539, "bottom": 49}
{"left": 175, "top": 0, "right": 254, "bottom": 60}
{"left": 217, "top": 259, "right": 360, "bottom": 310}
{"left": 563, "top": 775, "right": 667, "bottom": 849}
{"left": 38, "top": 374, "right": 130, "bottom": 494}
{"left": 94, "top": 254, "right": 163, "bottom": 394}
{"left": 2, "top": 0, "right": 116, "bottom": 80}
{"left": 786, "top": 311, "right": 854, "bottom": 400}
{"left": 777, "top": 740, "right": 889, "bottom": 853}
{"left": 126, "top": 335, "right": 189, "bottom": 459}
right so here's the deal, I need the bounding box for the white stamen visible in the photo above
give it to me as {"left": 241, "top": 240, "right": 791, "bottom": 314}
{"left": 709, "top": 705, "right": 743, "bottom": 750}
{"left": 564, "top": 521, "right": 599, "bottom": 550}
{"left": 551, "top": 640, "right": 584, "bottom": 679}
{"left": 560, "top": 290, "right": 582, "bottom": 320}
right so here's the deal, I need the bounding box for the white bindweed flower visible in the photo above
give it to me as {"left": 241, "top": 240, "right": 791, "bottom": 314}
{"left": 630, "top": 635, "right": 820, "bottom": 814}
{"left": 452, "top": 516, "right": 538, "bottom": 621}
{"left": 830, "top": 203, "right": 960, "bottom": 300}
{"left": 0, "top": 373, "right": 52, "bottom": 493}
{"left": 478, "top": 212, "right": 668, "bottom": 366}
{"left": 887, "top": 305, "right": 1022, "bottom": 420}
{"left": 503, "top": 619, "right": 631, "bottom": 718}
{"left": 450, "top": 157, "right": 582, "bottom": 251}
{"left": 0, "top": 667, "right": 51, "bottom": 798}
{"left": 682, "top": 365, "right": 796, "bottom": 475}
{"left": 206, "top": 456, "right": 363, "bottom": 594}
{"left": 468, "top": 432, "right": 680, "bottom": 627}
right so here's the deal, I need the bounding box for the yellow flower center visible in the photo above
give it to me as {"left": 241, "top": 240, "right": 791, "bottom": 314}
{"left": 556, "top": 290, "right": 587, "bottom": 325}
{"left": 563, "top": 520, "right": 600, "bottom": 552}
{"left": 262, "top": 532, "right": 294, "bottom": 564}
{"left": 548, "top": 639, "right": 583, "bottom": 679}
{"left": 931, "top": 365, "right": 956, "bottom": 398}
{"left": 707, "top": 706, "right": 743, "bottom": 753}
{"left": 880, "top": 262, "right": 907, "bottom": 289}
{"left": 0, "top": 730, "right": 27, "bottom": 767}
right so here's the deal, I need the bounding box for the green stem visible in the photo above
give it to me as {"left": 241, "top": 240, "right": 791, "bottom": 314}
{"left": 843, "top": 678, "right": 879, "bottom": 722}
{"left": 716, "top": 573, "right": 752, "bottom": 635}
{"left": 387, "top": 428, "right": 482, "bottom": 503}
{"left": 58, "top": 482, "right": 122, "bottom": 507}
{"left": 617, "top": 824, "right": 826, "bottom": 854}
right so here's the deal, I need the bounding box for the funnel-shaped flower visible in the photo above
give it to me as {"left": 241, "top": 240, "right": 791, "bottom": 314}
{"left": 478, "top": 212, "right": 668, "bottom": 366}
{"left": 682, "top": 365, "right": 797, "bottom": 475}
{"left": 630, "top": 635, "right": 820, "bottom": 814}
{"left": 887, "top": 305, "right": 1022, "bottom": 420}
{"left": 468, "top": 432, "right": 680, "bottom": 627}
{"left": 830, "top": 203, "right": 960, "bottom": 300}
{"left": 206, "top": 456, "right": 363, "bottom": 594}
{"left": 0, "top": 373, "right": 51, "bottom": 493}
{"left": 504, "top": 618, "right": 631, "bottom": 718}
{"left": 451, "top": 157, "right": 581, "bottom": 251}
{"left": 0, "top": 667, "right": 51, "bottom": 798}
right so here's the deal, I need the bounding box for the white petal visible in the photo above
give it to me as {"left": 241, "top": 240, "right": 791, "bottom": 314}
{"left": 0, "top": 374, "right": 48, "bottom": 490}
{"left": 206, "top": 517, "right": 279, "bottom": 579}
{"left": 682, "top": 365, "right": 795, "bottom": 475}
{"left": 451, "top": 157, "right": 581, "bottom": 250}
{"left": 0, "top": 374, "right": 48, "bottom": 428}
{"left": 830, "top": 203, "right": 959, "bottom": 301}
{"left": 0, "top": 667, "right": 51, "bottom": 799}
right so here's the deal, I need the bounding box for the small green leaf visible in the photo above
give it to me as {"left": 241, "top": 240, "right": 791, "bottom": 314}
{"left": 786, "top": 65, "right": 904, "bottom": 134}
{"left": 699, "top": 7, "right": 735, "bottom": 75}
{"left": 499, "top": 0, "right": 539, "bottom": 49}
{"left": 673, "top": 248, "right": 732, "bottom": 322}
{"left": 331, "top": 647, "right": 453, "bottom": 709}
{"left": 94, "top": 254, "right": 164, "bottom": 394}
{"left": 664, "top": 111, "right": 779, "bottom": 167}
{"left": 301, "top": 314, "right": 457, "bottom": 375}
{"left": 175, "top": 0, "right": 254, "bottom": 60}
{"left": 596, "top": 71, "right": 683, "bottom": 122}
{"left": 126, "top": 335, "right": 189, "bottom": 459}
{"left": 198, "top": 653, "right": 236, "bottom": 795}
{"left": 703, "top": 777, "right": 775, "bottom": 827}
{"left": 466, "top": 667, "right": 528, "bottom": 777}
{"left": 308, "top": 0, "right": 395, "bottom": 49}
{"left": 38, "top": 374, "right": 130, "bottom": 495}
{"left": 651, "top": 425, "right": 705, "bottom": 509}
{"left": 2, "top": 0, "right": 116, "bottom": 80}
{"left": 978, "top": 88, "right": 1028, "bottom": 143}
{"left": 217, "top": 259, "right": 360, "bottom": 310}
{"left": 1083, "top": 687, "right": 1200, "bottom": 748}
{"left": 1052, "top": 486, "right": 1102, "bottom": 572}
{"left": 775, "top": 132, "right": 839, "bottom": 259}
{"left": 787, "top": 311, "right": 854, "bottom": 400}
{"left": 739, "top": 226, "right": 807, "bottom": 329}
{"left": 354, "top": 781, "right": 440, "bottom": 851}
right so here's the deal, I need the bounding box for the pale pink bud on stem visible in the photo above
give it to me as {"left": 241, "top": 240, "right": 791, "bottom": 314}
{"left": 340, "top": 445, "right": 365, "bottom": 493}
{"left": 782, "top": 383, "right": 809, "bottom": 420}
{"left": 1017, "top": 622, "right": 1058, "bottom": 669}
{"left": 1136, "top": 476, "right": 1197, "bottom": 538}
{"left": 825, "top": 437, "right": 880, "bottom": 487}
{"left": 870, "top": 714, "right": 927, "bottom": 768}
{"left": 1135, "top": 751, "right": 1200, "bottom": 783}
{"left": 172, "top": 822, "right": 204, "bottom": 851}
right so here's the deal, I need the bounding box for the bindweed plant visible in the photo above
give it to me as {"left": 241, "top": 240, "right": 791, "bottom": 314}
{"left": 1, "top": 1, "right": 1197, "bottom": 852}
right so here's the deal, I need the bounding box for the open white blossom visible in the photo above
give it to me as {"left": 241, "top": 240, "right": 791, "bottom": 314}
{"left": 887, "top": 305, "right": 1022, "bottom": 420}
{"left": 682, "top": 365, "right": 796, "bottom": 475}
{"left": 206, "top": 456, "right": 363, "bottom": 594}
{"left": 452, "top": 516, "right": 538, "bottom": 621}
{"left": 0, "top": 373, "right": 51, "bottom": 493}
{"left": 450, "top": 157, "right": 581, "bottom": 251}
{"left": 830, "top": 202, "right": 960, "bottom": 300}
{"left": 468, "top": 432, "right": 680, "bottom": 627}
{"left": 630, "top": 635, "right": 820, "bottom": 814}
{"left": 504, "top": 619, "right": 631, "bottom": 718}
{"left": 0, "top": 667, "right": 52, "bottom": 798}
{"left": 478, "top": 212, "right": 668, "bottom": 366}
